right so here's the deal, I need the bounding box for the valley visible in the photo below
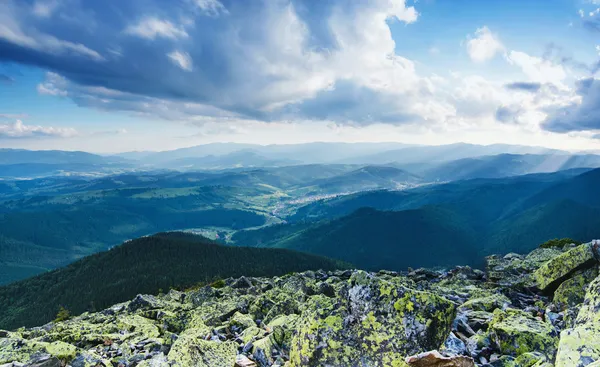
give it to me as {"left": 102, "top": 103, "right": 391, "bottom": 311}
{"left": 2, "top": 143, "right": 600, "bottom": 286}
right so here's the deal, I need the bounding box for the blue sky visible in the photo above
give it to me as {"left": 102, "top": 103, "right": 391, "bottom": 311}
{"left": 0, "top": 0, "right": 599, "bottom": 152}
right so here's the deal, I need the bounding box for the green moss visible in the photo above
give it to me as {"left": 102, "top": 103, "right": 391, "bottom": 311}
{"left": 539, "top": 238, "right": 581, "bottom": 249}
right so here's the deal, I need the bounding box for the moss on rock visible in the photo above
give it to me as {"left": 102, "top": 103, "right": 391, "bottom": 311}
{"left": 288, "top": 271, "right": 456, "bottom": 367}
{"left": 555, "top": 274, "right": 600, "bottom": 367}
{"left": 488, "top": 309, "right": 557, "bottom": 358}
{"left": 533, "top": 242, "right": 598, "bottom": 293}
{"left": 167, "top": 328, "right": 238, "bottom": 366}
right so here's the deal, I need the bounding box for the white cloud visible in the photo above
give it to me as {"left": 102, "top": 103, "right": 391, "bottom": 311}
{"left": 37, "top": 72, "right": 68, "bottom": 96}
{"left": 387, "top": 0, "right": 419, "bottom": 24}
{"left": 194, "top": 0, "right": 229, "bottom": 17}
{"left": 466, "top": 27, "right": 504, "bottom": 63}
{"left": 0, "top": 119, "right": 78, "bottom": 138}
{"left": 125, "top": 17, "right": 189, "bottom": 40}
{"left": 506, "top": 51, "right": 568, "bottom": 85}
{"left": 167, "top": 51, "right": 193, "bottom": 71}
{"left": 32, "top": 0, "right": 59, "bottom": 18}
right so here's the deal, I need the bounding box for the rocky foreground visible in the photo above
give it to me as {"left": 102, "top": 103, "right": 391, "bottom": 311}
{"left": 1, "top": 240, "right": 600, "bottom": 367}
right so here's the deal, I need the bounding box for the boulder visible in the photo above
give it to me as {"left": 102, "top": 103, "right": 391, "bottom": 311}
{"left": 288, "top": 271, "right": 456, "bottom": 367}
{"left": 167, "top": 328, "right": 238, "bottom": 366}
{"left": 553, "top": 267, "right": 598, "bottom": 310}
{"left": 555, "top": 274, "right": 600, "bottom": 367}
{"left": 533, "top": 242, "right": 600, "bottom": 293}
{"left": 128, "top": 294, "right": 162, "bottom": 312}
{"left": 405, "top": 351, "right": 474, "bottom": 367}
{"left": 460, "top": 294, "right": 511, "bottom": 313}
{"left": 488, "top": 309, "right": 557, "bottom": 358}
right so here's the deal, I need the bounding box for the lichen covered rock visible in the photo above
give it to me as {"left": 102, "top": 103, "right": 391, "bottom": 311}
{"left": 3, "top": 240, "right": 600, "bottom": 367}
{"left": 553, "top": 267, "right": 598, "bottom": 310}
{"left": 533, "top": 242, "right": 600, "bottom": 292}
{"left": 555, "top": 273, "right": 600, "bottom": 367}
{"left": 289, "top": 271, "right": 456, "bottom": 367}
{"left": 488, "top": 308, "right": 557, "bottom": 358}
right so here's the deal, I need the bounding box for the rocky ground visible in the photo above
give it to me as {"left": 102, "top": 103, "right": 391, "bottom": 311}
{"left": 1, "top": 240, "right": 600, "bottom": 367}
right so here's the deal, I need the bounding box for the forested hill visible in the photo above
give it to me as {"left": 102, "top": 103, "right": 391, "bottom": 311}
{"left": 0, "top": 232, "right": 349, "bottom": 330}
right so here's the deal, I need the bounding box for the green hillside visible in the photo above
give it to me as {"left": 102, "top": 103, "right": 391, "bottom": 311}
{"left": 234, "top": 206, "right": 481, "bottom": 271}
{"left": 234, "top": 169, "right": 600, "bottom": 271}
{"left": 0, "top": 232, "right": 349, "bottom": 330}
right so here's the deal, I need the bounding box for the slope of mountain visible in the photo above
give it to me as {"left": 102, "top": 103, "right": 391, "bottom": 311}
{"left": 0, "top": 232, "right": 349, "bottom": 329}
{"left": 0, "top": 185, "right": 271, "bottom": 285}
{"left": 420, "top": 154, "right": 600, "bottom": 182}
{"left": 519, "top": 167, "right": 600, "bottom": 210}
{"left": 341, "top": 143, "right": 567, "bottom": 165}
{"left": 234, "top": 206, "right": 481, "bottom": 271}
{"left": 304, "top": 165, "right": 423, "bottom": 194}
{"left": 489, "top": 199, "right": 600, "bottom": 254}
{"left": 234, "top": 168, "right": 600, "bottom": 270}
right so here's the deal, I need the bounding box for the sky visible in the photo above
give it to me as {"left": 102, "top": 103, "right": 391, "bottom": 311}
{"left": 0, "top": 0, "right": 599, "bottom": 153}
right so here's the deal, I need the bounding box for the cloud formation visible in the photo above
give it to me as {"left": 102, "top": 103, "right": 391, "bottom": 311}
{"left": 466, "top": 27, "right": 504, "bottom": 63}
{"left": 0, "top": 0, "right": 445, "bottom": 126}
{"left": 0, "top": 119, "right": 77, "bottom": 138}
{"left": 542, "top": 78, "right": 600, "bottom": 132}
{"left": 0, "top": 0, "right": 597, "bottom": 141}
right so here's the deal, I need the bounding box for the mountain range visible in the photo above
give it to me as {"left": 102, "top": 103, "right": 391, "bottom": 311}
{"left": 2, "top": 143, "right": 600, "bottom": 287}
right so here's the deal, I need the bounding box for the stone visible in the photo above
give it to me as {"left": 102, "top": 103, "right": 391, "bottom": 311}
{"left": 288, "top": 271, "right": 456, "bottom": 367}
{"left": 533, "top": 242, "right": 600, "bottom": 293}
{"left": 553, "top": 267, "right": 598, "bottom": 310}
{"left": 26, "top": 354, "right": 61, "bottom": 367}
{"left": 236, "top": 354, "right": 258, "bottom": 367}
{"left": 405, "top": 351, "right": 475, "bottom": 367}
{"left": 460, "top": 294, "right": 511, "bottom": 313}
{"left": 555, "top": 274, "right": 600, "bottom": 367}
{"left": 167, "top": 328, "right": 237, "bottom": 366}
{"left": 128, "top": 294, "right": 161, "bottom": 312}
{"left": 488, "top": 309, "right": 557, "bottom": 358}
{"left": 232, "top": 276, "right": 254, "bottom": 289}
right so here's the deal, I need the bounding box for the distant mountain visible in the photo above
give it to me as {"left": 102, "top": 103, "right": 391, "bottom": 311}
{"left": 157, "top": 151, "right": 301, "bottom": 170}
{"left": 342, "top": 143, "right": 568, "bottom": 165}
{"left": 420, "top": 154, "right": 600, "bottom": 181}
{"left": 0, "top": 149, "right": 127, "bottom": 165}
{"left": 135, "top": 142, "right": 411, "bottom": 165}
{"left": 0, "top": 232, "right": 349, "bottom": 329}
{"left": 0, "top": 163, "right": 134, "bottom": 179}
{"left": 305, "top": 165, "right": 423, "bottom": 194}
{"left": 289, "top": 169, "right": 589, "bottom": 222}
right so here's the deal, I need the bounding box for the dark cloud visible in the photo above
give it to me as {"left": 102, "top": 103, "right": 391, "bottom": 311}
{"left": 0, "top": 0, "right": 427, "bottom": 126}
{"left": 495, "top": 105, "right": 522, "bottom": 124}
{"left": 280, "top": 80, "right": 423, "bottom": 125}
{"left": 542, "top": 78, "right": 600, "bottom": 133}
{"left": 504, "top": 82, "right": 541, "bottom": 92}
